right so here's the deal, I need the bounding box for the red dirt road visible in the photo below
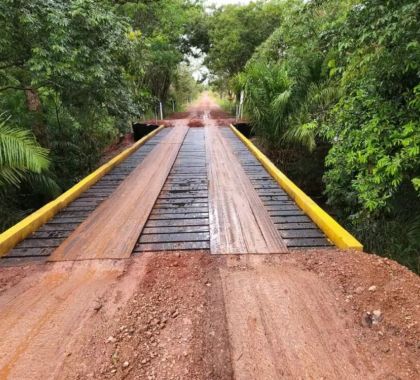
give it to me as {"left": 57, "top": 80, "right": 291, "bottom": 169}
{"left": 0, "top": 94, "right": 419, "bottom": 379}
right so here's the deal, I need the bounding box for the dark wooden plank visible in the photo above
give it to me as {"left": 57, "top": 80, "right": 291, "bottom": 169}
{"left": 148, "top": 212, "right": 208, "bottom": 220}
{"left": 145, "top": 218, "right": 209, "bottom": 227}
{"left": 38, "top": 223, "right": 79, "bottom": 231}
{"left": 268, "top": 210, "right": 305, "bottom": 217}
{"left": 158, "top": 191, "right": 208, "bottom": 199}
{"left": 16, "top": 238, "right": 64, "bottom": 249}
{"left": 31, "top": 230, "right": 72, "bottom": 239}
{"left": 284, "top": 238, "right": 331, "bottom": 247}
{"left": 154, "top": 203, "right": 208, "bottom": 209}
{"left": 276, "top": 222, "right": 319, "bottom": 230}
{"left": 139, "top": 232, "right": 210, "bottom": 243}
{"left": 6, "top": 247, "right": 55, "bottom": 257}
{"left": 133, "top": 241, "right": 210, "bottom": 252}
{"left": 142, "top": 225, "right": 209, "bottom": 234}
{"left": 46, "top": 217, "right": 85, "bottom": 224}
{"left": 272, "top": 215, "right": 313, "bottom": 223}
{"left": 151, "top": 207, "right": 208, "bottom": 214}
{"left": 155, "top": 198, "right": 208, "bottom": 205}
{"left": 265, "top": 204, "right": 301, "bottom": 211}
{"left": 279, "top": 229, "right": 325, "bottom": 239}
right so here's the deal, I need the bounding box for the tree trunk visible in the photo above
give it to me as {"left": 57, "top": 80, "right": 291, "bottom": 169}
{"left": 24, "top": 87, "right": 48, "bottom": 147}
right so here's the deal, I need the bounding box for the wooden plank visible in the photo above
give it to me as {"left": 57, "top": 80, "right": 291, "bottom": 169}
{"left": 16, "top": 238, "right": 64, "bottom": 249}
{"left": 139, "top": 232, "right": 209, "bottom": 243}
{"left": 6, "top": 247, "right": 55, "bottom": 257}
{"left": 148, "top": 212, "right": 208, "bottom": 220}
{"left": 142, "top": 225, "right": 209, "bottom": 234}
{"left": 134, "top": 241, "right": 210, "bottom": 252}
{"left": 206, "top": 126, "right": 288, "bottom": 254}
{"left": 145, "top": 218, "right": 209, "bottom": 228}
{"left": 38, "top": 223, "right": 79, "bottom": 231}
{"left": 279, "top": 229, "right": 325, "bottom": 239}
{"left": 151, "top": 206, "right": 208, "bottom": 214}
{"left": 272, "top": 216, "right": 312, "bottom": 224}
{"left": 276, "top": 222, "right": 319, "bottom": 230}
{"left": 49, "top": 125, "right": 188, "bottom": 261}
{"left": 284, "top": 238, "right": 331, "bottom": 247}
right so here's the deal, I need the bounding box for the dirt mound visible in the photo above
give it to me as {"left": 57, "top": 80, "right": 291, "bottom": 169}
{"left": 210, "top": 109, "right": 231, "bottom": 119}
{"left": 187, "top": 119, "right": 204, "bottom": 128}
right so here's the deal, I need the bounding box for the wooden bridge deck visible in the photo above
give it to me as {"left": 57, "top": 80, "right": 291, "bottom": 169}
{"left": 1, "top": 124, "right": 331, "bottom": 264}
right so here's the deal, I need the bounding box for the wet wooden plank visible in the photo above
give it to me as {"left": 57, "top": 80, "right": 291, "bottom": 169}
{"left": 142, "top": 225, "right": 209, "bottom": 234}
{"left": 16, "top": 238, "right": 65, "bottom": 249}
{"left": 31, "top": 230, "right": 72, "bottom": 239}
{"left": 206, "top": 126, "right": 288, "bottom": 254}
{"left": 139, "top": 232, "right": 210, "bottom": 243}
{"left": 279, "top": 229, "right": 325, "bottom": 239}
{"left": 148, "top": 212, "right": 208, "bottom": 220}
{"left": 276, "top": 222, "right": 319, "bottom": 230}
{"left": 50, "top": 126, "right": 188, "bottom": 261}
{"left": 133, "top": 241, "right": 210, "bottom": 252}
{"left": 268, "top": 210, "right": 305, "bottom": 217}
{"left": 145, "top": 218, "right": 209, "bottom": 228}
{"left": 265, "top": 204, "right": 301, "bottom": 211}
{"left": 284, "top": 238, "right": 331, "bottom": 247}
{"left": 4, "top": 247, "right": 53, "bottom": 258}
{"left": 38, "top": 223, "right": 79, "bottom": 231}
{"left": 272, "top": 215, "right": 312, "bottom": 224}
{"left": 151, "top": 207, "right": 208, "bottom": 214}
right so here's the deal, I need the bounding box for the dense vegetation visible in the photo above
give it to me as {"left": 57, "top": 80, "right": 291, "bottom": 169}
{"left": 0, "top": 0, "right": 202, "bottom": 230}
{"left": 203, "top": 0, "right": 420, "bottom": 272}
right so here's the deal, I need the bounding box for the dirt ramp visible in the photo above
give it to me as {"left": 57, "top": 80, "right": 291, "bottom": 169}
{"left": 220, "top": 255, "right": 374, "bottom": 379}
{"left": 0, "top": 259, "right": 142, "bottom": 380}
{"left": 60, "top": 252, "right": 233, "bottom": 380}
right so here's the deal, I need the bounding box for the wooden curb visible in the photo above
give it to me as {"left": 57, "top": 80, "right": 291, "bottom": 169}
{"left": 0, "top": 125, "right": 165, "bottom": 256}
{"left": 230, "top": 125, "right": 363, "bottom": 251}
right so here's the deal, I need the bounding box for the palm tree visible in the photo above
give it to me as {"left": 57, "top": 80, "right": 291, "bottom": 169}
{"left": 0, "top": 113, "right": 50, "bottom": 187}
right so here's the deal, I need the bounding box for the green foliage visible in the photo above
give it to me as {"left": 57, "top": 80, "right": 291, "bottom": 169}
{"left": 322, "top": 0, "right": 420, "bottom": 219}
{"left": 208, "top": 0, "right": 419, "bottom": 271}
{"left": 204, "top": 1, "right": 284, "bottom": 84}
{"left": 0, "top": 114, "right": 49, "bottom": 186}
{"left": 0, "top": 0, "right": 203, "bottom": 232}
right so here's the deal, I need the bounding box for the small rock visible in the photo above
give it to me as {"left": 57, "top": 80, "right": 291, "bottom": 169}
{"left": 171, "top": 309, "right": 179, "bottom": 318}
{"left": 122, "top": 361, "right": 129, "bottom": 369}
{"left": 93, "top": 302, "right": 103, "bottom": 312}
{"left": 107, "top": 336, "right": 117, "bottom": 344}
{"left": 368, "top": 285, "right": 377, "bottom": 292}
{"left": 361, "top": 312, "right": 373, "bottom": 327}
{"left": 110, "top": 369, "right": 117, "bottom": 374}
{"left": 355, "top": 286, "right": 364, "bottom": 294}
{"left": 372, "top": 310, "right": 383, "bottom": 325}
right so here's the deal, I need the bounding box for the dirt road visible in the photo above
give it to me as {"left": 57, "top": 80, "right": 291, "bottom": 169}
{"left": 0, "top": 94, "right": 419, "bottom": 379}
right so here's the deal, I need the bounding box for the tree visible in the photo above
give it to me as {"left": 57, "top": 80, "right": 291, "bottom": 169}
{"left": 204, "top": 1, "right": 284, "bottom": 81}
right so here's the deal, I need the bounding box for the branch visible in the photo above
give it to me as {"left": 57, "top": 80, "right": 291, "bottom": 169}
{"left": 0, "top": 85, "right": 32, "bottom": 92}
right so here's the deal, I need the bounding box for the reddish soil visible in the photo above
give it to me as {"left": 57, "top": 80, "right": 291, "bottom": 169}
{"left": 187, "top": 119, "right": 204, "bottom": 128}
{"left": 0, "top": 94, "right": 418, "bottom": 379}
{"left": 0, "top": 250, "right": 418, "bottom": 379}
{"left": 99, "top": 133, "right": 135, "bottom": 165}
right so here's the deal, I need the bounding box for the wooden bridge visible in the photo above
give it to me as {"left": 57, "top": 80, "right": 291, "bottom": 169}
{"left": 0, "top": 111, "right": 361, "bottom": 263}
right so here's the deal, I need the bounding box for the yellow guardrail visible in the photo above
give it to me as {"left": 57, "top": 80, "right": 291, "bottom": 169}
{"left": 0, "top": 125, "right": 165, "bottom": 256}
{"left": 230, "top": 125, "right": 363, "bottom": 250}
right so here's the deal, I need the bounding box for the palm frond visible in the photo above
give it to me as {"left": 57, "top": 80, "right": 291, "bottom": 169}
{"left": 0, "top": 114, "right": 50, "bottom": 187}
{"left": 283, "top": 121, "right": 318, "bottom": 152}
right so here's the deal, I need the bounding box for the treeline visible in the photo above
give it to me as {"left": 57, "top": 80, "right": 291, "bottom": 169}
{"left": 200, "top": 0, "right": 420, "bottom": 271}
{"left": 0, "top": 0, "right": 203, "bottom": 230}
